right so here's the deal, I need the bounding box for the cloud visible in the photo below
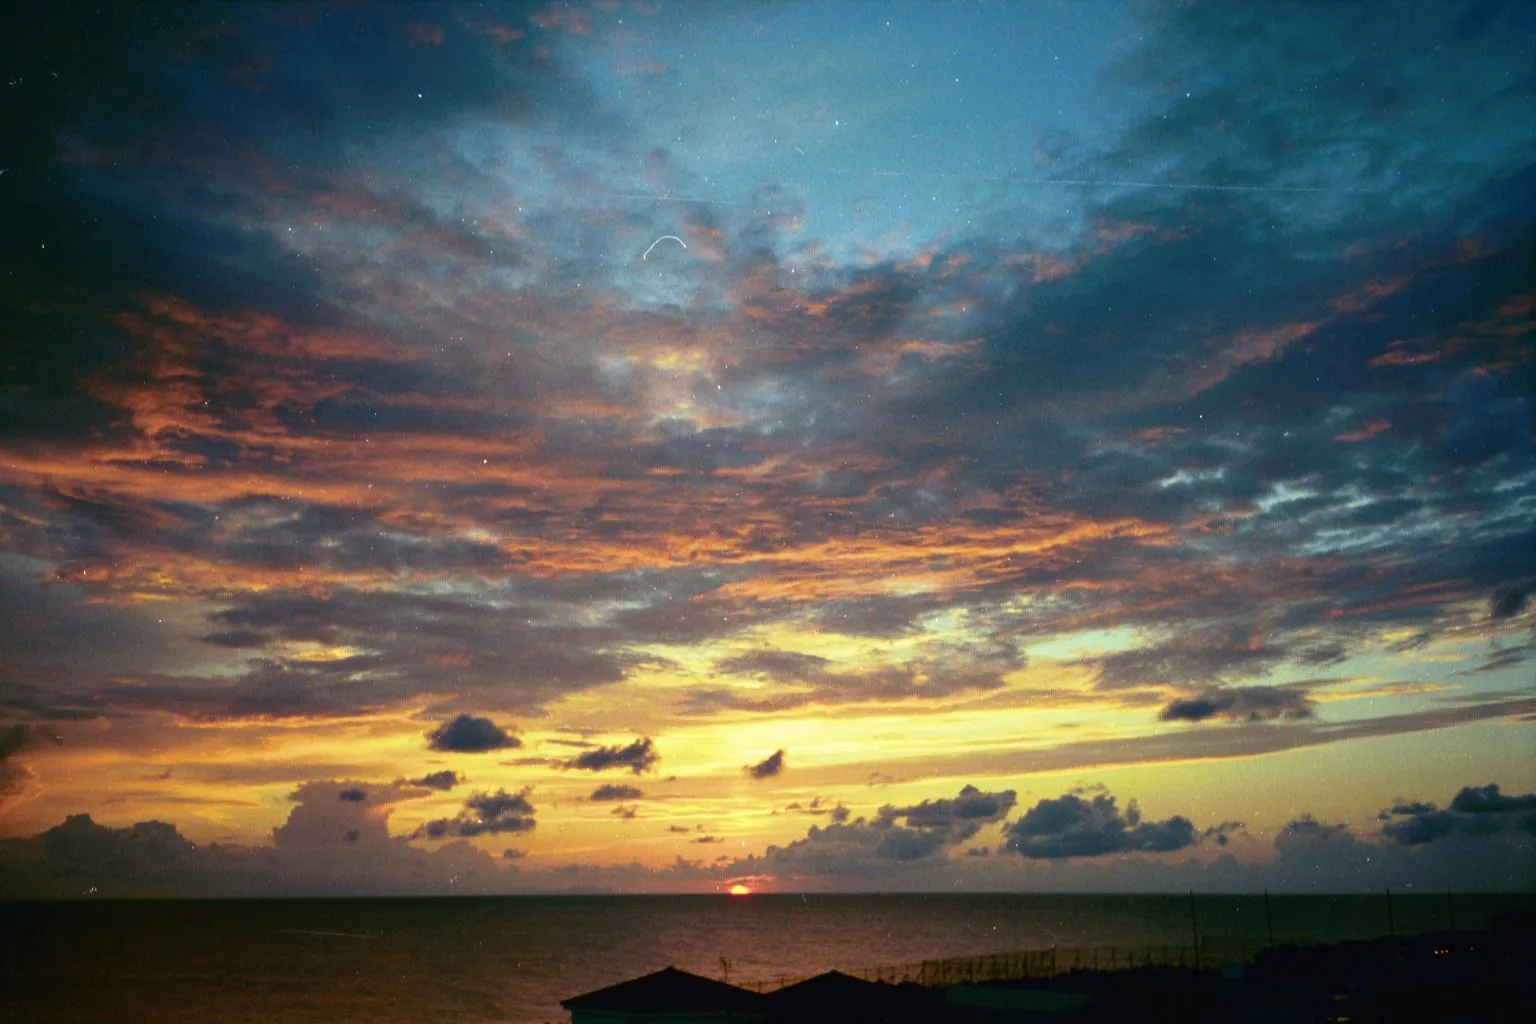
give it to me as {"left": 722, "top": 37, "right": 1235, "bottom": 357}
{"left": 1003, "top": 791, "right": 1198, "bottom": 860}
{"left": 0, "top": 723, "right": 62, "bottom": 761}
{"left": 403, "top": 770, "right": 463, "bottom": 791}
{"left": 1490, "top": 580, "right": 1532, "bottom": 619}
{"left": 337, "top": 788, "right": 367, "bottom": 802}
{"left": 1159, "top": 686, "right": 1314, "bottom": 723}
{"left": 1449, "top": 783, "right": 1536, "bottom": 815}
{"left": 747, "top": 784, "right": 1024, "bottom": 877}
{"left": 881, "top": 784, "right": 1017, "bottom": 830}
{"left": 563, "top": 737, "right": 659, "bottom": 775}
{"left": 589, "top": 784, "right": 643, "bottom": 802}
{"left": 1380, "top": 784, "right": 1536, "bottom": 845}
{"left": 0, "top": 722, "right": 63, "bottom": 806}
{"left": 700, "top": 643, "right": 1018, "bottom": 713}
{"left": 414, "top": 788, "right": 537, "bottom": 840}
{"left": 0, "top": 0, "right": 1531, "bottom": 899}
{"left": 745, "top": 749, "right": 785, "bottom": 779}
{"left": 1088, "top": 637, "right": 1288, "bottom": 692}
{"left": 5, "top": 777, "right": 1532, "bottom": 897}
{"left": 1276, "top": 814, "right": 1354, "bottom": 847}
{"left": 425, "top": 715, "right": 521, "bottom": 753}
{"left": 784, "top": 798, "right": 849, "bottom": 823}
{"left": 0, "top": 778, "right": 518, "bottom": 897}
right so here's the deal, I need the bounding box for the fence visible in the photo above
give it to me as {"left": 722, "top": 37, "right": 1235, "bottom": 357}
{"left": 740, "top": 939, "right": 1257, "bottom": 992}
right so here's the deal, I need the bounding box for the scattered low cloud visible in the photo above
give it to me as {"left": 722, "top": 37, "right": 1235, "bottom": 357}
{"left": 745, "top": 749, "right": 785, "bottom": 780}
{"left": 1159, "top": 686, "right": 1314, "bottom": 724}
{"left": 413, "top": 788, "right": 537, "bottom": 840}
{"left": 3, "top": 776, "right": 1533, "bottom": 896}
{"left": 590, "top": 784, "right": 644, "bottom": 802}
{"left": 563, "top": 738, "right": 659, "bottom": 775}
{"left": 424, "top": 715, "right": 521, "bottom": 754}
{"left": 1490, "top": 580, "right": 1533, "bottom": 620}
{"left": 403, "top": 770, "right": 464, "bottom": 791}
{"left": 883, "top": 784, "right": 1017, "bottom": 830}
{"left": 1380, "top": 784, "right": 1536, "bottom": 845}
{"left": 784, "top": 798, "right": 849, "bottom": 822}
{"left": 1003, "top": 791, "right": 1198, "bottom": 860}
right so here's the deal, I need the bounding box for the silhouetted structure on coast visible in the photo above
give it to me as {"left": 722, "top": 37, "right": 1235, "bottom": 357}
{"left": 562, "top": 912, "right": 1536, "bottom": 1023}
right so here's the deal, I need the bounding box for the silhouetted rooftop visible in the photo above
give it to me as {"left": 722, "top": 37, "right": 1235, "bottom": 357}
{"left": 561, "top": 966, "right": 768, "bottom": 1016}
{"left": 767, "top": 970, "right": 952, "bottom": 1022}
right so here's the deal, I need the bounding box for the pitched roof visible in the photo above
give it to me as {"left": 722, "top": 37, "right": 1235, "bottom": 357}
{"left": 561, "top": 966, "right": 769, "bottom": 1014}
{"left": 766, "top": 972, "right": 952, "bottom": 1023}
{"left": 769, "top": 970, "right": 887, "bottom": 1004}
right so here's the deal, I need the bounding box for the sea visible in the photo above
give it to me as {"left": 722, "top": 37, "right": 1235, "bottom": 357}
{"left": 3, "top": 892, "right": 1531, "bottom": 1024}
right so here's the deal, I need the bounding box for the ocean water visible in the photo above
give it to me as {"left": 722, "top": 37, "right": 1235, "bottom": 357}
{"left": 2, "top": 892, "right": 1530, "bottom": 1024}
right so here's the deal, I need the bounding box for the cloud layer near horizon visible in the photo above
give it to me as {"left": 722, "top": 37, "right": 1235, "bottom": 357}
{"left": 1, "top": 779, "right": 1529, "bottom": 898}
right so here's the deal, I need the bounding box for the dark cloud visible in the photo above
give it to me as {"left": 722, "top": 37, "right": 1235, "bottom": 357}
{"left": 1449, "top": 783, "right": 1536, "bottom": 815}
{"left": 404, "top": 770, "right": 463, "bottom": 792}
{"left": 745, "top": 750, "right": 785, "bottom": 780}
{"left": 1004, "top": 791, "right": 1199, "bottom": 860}
{"left": 425, "top": 715, "right": 521, "bottom": 754}
{"left": 414, "top": 788, "right": 536, "bottom": 840}
{"left": 1381, "top": 783, "right": 1536, "bottom": 845}
{"left": 564, "top": 738, "right": 659, "bottom": 775}
{"left": 0, "top": 723, "right": 61, "bottom": 761}
{"left": 1490, "top": 581, "right": 1532, "bottom": 619}
{"left": 784, "top": 798, "right": 849, "bottom": 822}
{"left": 0, "top": 781, "right": 518, "bottom": 897}
{"left": 750, "top": 784, "right": 1026, "bottom": 876}
{"left": 1202, "top": 822, "right": 1245, "bottom": 847}
{"left": 1159, "top": 686, "right": 1314, "bottom": 724}
{"left": 589, "top": 784, "right": 644, "bottom": 802}
{"left": 1276, "top": 815, "right": 1354, "bottom": 847}
{"left": 881, "top": 785, "right": 1017, "bottom": 830}
{"left": 611, "top": 805, "right": 638, "bottom": 820}
{"left": 1380, "top": 809, "right": 1461, "bottom": 846}
{"left": 36, "top": 815, "right": 202, "bottom": 879}
{"left": 1, "top": 723, "right": 61, "bottom": 807}
{"left": 337, "top": 788, "right": 367, "bottom": 803}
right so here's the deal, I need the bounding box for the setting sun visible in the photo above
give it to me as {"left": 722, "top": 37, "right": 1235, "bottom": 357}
{"left": 728, "top": 884, "right": 752, "bottom": 896}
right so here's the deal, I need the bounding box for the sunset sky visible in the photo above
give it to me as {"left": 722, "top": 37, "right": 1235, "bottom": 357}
{"left": 1, "top": 1, "right": 1532, "bottom": 897}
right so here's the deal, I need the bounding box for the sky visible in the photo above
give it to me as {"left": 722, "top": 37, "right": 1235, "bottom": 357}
{"left": 0, "top": 0, "right": 1532, "bottom": 898}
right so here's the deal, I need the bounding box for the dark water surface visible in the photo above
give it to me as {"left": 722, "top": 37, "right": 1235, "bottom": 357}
{"left": 4, "top": 893, "right": 1530, "bottom": 1023}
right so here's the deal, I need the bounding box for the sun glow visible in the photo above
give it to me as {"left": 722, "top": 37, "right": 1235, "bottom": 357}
{"left": 728, "top": 884, "right": 751, "bottom": 896}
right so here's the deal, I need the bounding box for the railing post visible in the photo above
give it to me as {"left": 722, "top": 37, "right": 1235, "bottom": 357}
{"left": 1264, "top": 889, "right": 1275, "bottom": 949}
{"left": 1189, "top": 891, "right": 1201, "bottom": 970}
